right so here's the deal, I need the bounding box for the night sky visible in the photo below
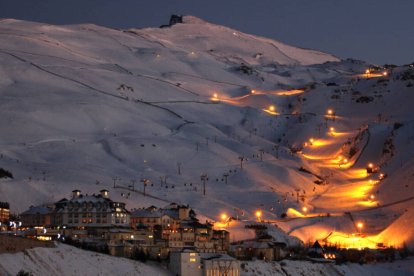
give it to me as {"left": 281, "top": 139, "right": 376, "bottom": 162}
{"left": 1, "top": 0, "right": 413, "bottom": 65}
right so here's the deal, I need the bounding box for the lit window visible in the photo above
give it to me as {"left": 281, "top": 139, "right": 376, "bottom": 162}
{"left": 190, "top": 253, "right": 196, "bottom": 256}
{"left": 189, "top": 258, "right": 196, "bottom": 262}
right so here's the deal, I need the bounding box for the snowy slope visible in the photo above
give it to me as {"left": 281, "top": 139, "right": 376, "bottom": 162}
{"left": 0, "top": 16, "right": 413, "bottom": 249}
{"left": 0, "top": 243, "right": 170, "bottom": 276}
{"left": 242, "top": 259, "right": 414, "bottom": 276}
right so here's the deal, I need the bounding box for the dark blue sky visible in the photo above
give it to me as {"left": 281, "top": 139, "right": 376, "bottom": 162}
{"left": 1, "top": 0, "right": 413, "bottom": 65}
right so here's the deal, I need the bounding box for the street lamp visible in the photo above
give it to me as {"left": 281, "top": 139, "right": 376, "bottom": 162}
{"left": 309, "top": 138, "right": 315, "bottom": 145}
{"left": 221, "top": 213, "right": 228, "bottom": 222}
{"left": 255, "top": 210, "right": 262, "bottom": 222}
{"left": 269, "top": 105, "right": 275, "bottom": 112}
{"left": 251, "top": 89, "right": 256, "bottom": 94}
{"left": 367, "top": 163, "right": 374, "bottom": 174}
{"left": 302, "top": 206, "right": 308, "bottom": 215}
{"left": 357, "top": 222, "right": 363, "bottom": 235}
{"left": 326, "top": 109, "right": 335, "bottom": 121}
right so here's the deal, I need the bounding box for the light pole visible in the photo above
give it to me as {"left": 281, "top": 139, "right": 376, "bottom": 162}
{"left": 258, "top": 149, "right": 264, "bottom": 161}
{"left": 177, "top": 162, "right": 182, "bottom": 175}
{"left": 239, "top": 156, "right": 246, "bottom": 169}
{"left": 223, "top": 173, "right": 229, "bottom": 184}
{"left": 201, "top": 173, "right": 208, "bottom": 196}
{"left": 141, "top": 178, "right": 150, "bottom": 196}
{"left": 130, "top": 179, "right": 136, "bottom": 191}
{"left": 255, "top": 210, "right": 262, "bottom": 222}
{"left": 302, "top": 206, "right": 308, "bottom": 216}
{"left": 112, "top": 176, "right": 118, "bottom": 188}
{"left": 357, "top": 222, "right": 364, "bottom": 235}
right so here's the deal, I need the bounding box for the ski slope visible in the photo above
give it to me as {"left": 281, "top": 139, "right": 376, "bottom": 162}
{"left": 0, "top": 16, "right": 414, "bottom": 249}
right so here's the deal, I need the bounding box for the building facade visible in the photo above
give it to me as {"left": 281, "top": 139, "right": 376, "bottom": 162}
{"left": 55, "top": 189, "right": 130, "bottom": 228}
{"left": 20, "top": 205, "right": 53, "bottom": 227}
{"left": 170, "top": 249, "right": 240, "bottom": 276}
{"left": 0, "top": 202, "right": 10, "bottom": 223}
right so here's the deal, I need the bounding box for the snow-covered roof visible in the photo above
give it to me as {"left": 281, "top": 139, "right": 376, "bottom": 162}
{"left": 20, "top": 205, "right": 53, "bottom": 215}
{"left": 200, "top": 253, "right": 236, "bottom": 261}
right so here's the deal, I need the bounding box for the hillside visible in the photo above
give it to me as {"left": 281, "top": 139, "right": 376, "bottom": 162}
{"left": 0, "top": 16, "right": 414, "bottom": 249}
{"left": 1, "top": 243, "right": 412, "bottom": 276}
{"left": 0, "top": 243, "right": 170, "bottom": 276}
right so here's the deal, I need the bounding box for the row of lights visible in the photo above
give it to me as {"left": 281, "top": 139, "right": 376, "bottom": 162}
{"left": 365, "top": 69, "right": 388, "bottom": 77}
{"left": 219, "top": 210, "right": 263, "bottom": 224}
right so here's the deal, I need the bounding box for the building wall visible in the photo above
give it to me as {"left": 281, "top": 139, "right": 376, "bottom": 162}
{"left": 203, "top": 259, "right": 240, "bottom": 276}
{"left": 170, "top": 251, "right": 202, "bottom": 276}
{"left": 130, "top": 216, "right": 161, "bottom": 230}
{"left": 0, "top": 207, "right": 9, "bottom": 223}
{"left": 20, "top": 213, "right": 51, "bottom": 227}
{"left": 60, "top": 201, "right": 129, "bottom": 228}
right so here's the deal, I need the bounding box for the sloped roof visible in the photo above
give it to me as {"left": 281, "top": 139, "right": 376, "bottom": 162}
{"left": 20, "top": 205, "right": 53, "bottom": 215}
{"left": 200, "top": 253, "right": 236, "bottom": 261}
{"left": 131, "top": 208, "right": 162, "bottom": 218}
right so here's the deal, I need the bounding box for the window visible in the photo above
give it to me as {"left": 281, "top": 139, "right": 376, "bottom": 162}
{"left": 189, "top": 258, "right": 196, "bottom": 262}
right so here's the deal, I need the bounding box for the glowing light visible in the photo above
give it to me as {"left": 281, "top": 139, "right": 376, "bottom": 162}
{"left": 274, "top": 89, "right": 305, "bottom": 96}
{"left": 357, "top": 222, "right": 364, "bottom": 229}
{"left": 220, "top": 213, "right": 228, "bottom": 221}
{"left": 368, "top": 163, "right": 374, "bottom": 168}
{"left": 263, "top": 105, "right": 278, "bottom": 115}
{"left": 251, "top": 89, "right": 256, "bottom": 94}
{"left": 211, "top": 93, "right": 220, "bottom": 102}
{"left": 302, "top": 207, "right": 308, "bottom": 213}
{"left": 330, "top": 127, "right": 335, "bottom": 132}
{"left": 327, "top": 109, "right": 333, "bottom": 115}
{"left": 255, "top": 210, "right": 262, "bottom": 221}
{"left": 370, "top": 195, "right": 375, "bottom": 200}
{"left": 343, "top": 158, "right": 348, "bottom": 163}
{"left": 383, "top": 71, "right": 388, "bottom": 76}
{"left": 365, "top": 69, "right": 370, "bottom": 74}
{"left": 309, "top": 138, "right": 315, "bottom": 144}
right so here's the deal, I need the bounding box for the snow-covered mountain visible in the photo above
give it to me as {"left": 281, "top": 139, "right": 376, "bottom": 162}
{"left": 1, "top": 16, "right": 414, "bottom": 249}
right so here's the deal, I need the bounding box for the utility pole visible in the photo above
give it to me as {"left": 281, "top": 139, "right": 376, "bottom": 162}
{"left": 223, "top": 173, "right": 229, "bottom": 184}
{"left": 295, "top": 188, "right": 301, "bottom": 203}
{"left": 274, "top": 144, "right": 279, "bottom": 159}
{"left": 141, "top": 178, "right": 150, "bottom": 196}
{"left": 177, "top": 162, "right": 182, "bottom": 175}
{"left": 201, "top": 173, "right": 208, "bottom": 196}
{"left": 130, "top": 179, "right": 136, "bottom": 191}
{"left": 238, "top": 156, "right": 246, "bottom": 169}
{"left": 112, "top": 177, "right": 118, "bottom": 188}
{"left": 258, "top": 149, "right": 265, "bottom": 161}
